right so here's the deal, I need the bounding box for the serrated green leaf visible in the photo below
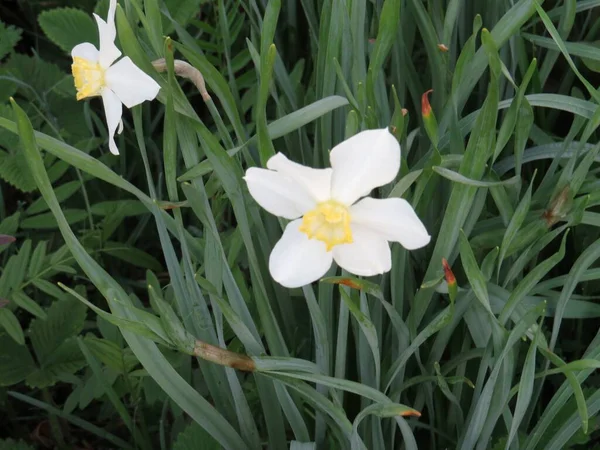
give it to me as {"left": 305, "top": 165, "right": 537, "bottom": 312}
{"left": 29, "top": 297, "right": 87, "bottom": 365}
{"left": 0, "top": 150, "right": 37, "bottom": 192}
{"left": 0, "top": 334, "right": 35, "bottom": 386}
{"left": 0, "top": 21, "right": 22, "bottom": 61}
{"left": 38, "top": 8, "right": 98, "bottom": 53}
{"left": 25, "top": 337, "right": 86, "bottom": 388}
{"left": 3, "top": 54, "right": 66, "bottom": 98}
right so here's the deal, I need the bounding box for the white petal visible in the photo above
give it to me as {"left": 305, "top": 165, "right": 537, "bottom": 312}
{"left": 105, "top": 57, "right": 161, "bottom": 108}
{"left": 266, "top": 153, "right": 332, "bottom": 202}
{"left": 269, "top": 219, "right": 333, "bottom": 288}
{"left": 101, "top": 89, "right": 123, "bottom": 155}
{"left": 330, "top": 128, "right": 401, "bottom": 205}
{"left": 71, "top": 43, "right": 100, "bottom": 61}
{"left": 350, "top": 197, "right": 430, "bottom": 250}
{"left": 106, "top": 0, "right": 117, "bottom": 27}
{"left": 332, "top": 224, "right": 391, "bottom": 276}
{"left": 244, "top": 168, "right": 316, "bottom": 219}
{"left": 94, "top": 13, "right": 121, "bottom": 69}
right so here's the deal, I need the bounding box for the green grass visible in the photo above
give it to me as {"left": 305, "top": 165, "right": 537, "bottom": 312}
{"left": 2, "top": 0, "right": 600, "bottom": 448}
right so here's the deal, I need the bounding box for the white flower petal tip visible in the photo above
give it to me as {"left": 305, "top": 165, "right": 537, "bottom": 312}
{"left": 101, "top": 89, "right": 123, "bottom": 155}
{"left": 266, "top": 153, "right": 333, "bottom": 203}
{"left": 105, "top": 57, "right": 161, "bottom": 108}
{"left": 71, "top": 0, "right": 159, "bottom": 155}
{"left": 269, "top": 220, "right": 333, "bottom": 288}
{"left": 71, "top": 43, "right": 99, "bottom": 61}
{"left": 332, "top": 225, "right": 392, "bottom": 276}
{"left": 244, "top": 168, "right": 315, "bottom": 220}
{"left": 93, "top": 13, "right": 121, "bottom": 69}
{"left": 350, "top": 197, "right": 430, "bottom": 250}
{"left": 330, "top": 128, "right": 401, "bottom": 205}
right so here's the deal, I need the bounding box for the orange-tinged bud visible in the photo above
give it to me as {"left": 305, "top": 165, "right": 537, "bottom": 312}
{"left": 401, "top": 108, "right": 408, "bottom": 116}
{"left": 421, "top": 89, "right": 433, "bottom": 117}
{"left": 400, "top": 409, "right": 422, "bottom": 418}
{"left": 543, "top": 185, "right": 572, "bottom": 226}
{"left": 442, "top": 258, "right": 458, "bottom": 303}
{"left": 336, "top": 278, "right": 362, "bottom": 290}
{"left": 442, "top": 258, "right": 456, "bottom": 286}
{"left": 437, "top": 44, "right": 449, "bottom": 52}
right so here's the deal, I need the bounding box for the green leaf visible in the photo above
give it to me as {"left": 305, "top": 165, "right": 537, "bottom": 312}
{"left": 38, "top": 8, "right": 98, "bottom": 53}
{"left": 102, "top": 242, "right": 163, "bottom": 271}
{"left": 533, "top": 1, "right": 600, "bottom": 103}
{"left": 8, "top": 391, "right": 133, "bottom": 449}
{"left": 11, "top": 291, "right": 46, "bottom": 320}
{"left": 0, "top": 334, "right": 35, "bottom": 386}
{"left": 25, "top": 338, "right": 86, "bottom": 388}
{"left": 21, "top": 209, "right": 88, "bottom": 229}
{"left": 0, "top": 439, "right": 35, "bottom": 450}
{"left": 29, "top": 297, "right": 86, "bottom": 365}
{"left": 290, "top": 442, "right": 316, "bottom": 450}
{"left": 367, "top": 0, "right": 401, "bottom": 98}
{"left": 0, "top": 150, "right": 37, "bottom": 192}
{"left": 433, "top": 166, "right": 519, "bottom": 187}
{"left": 59, "top": 283, "right": 172, "bottom": 347}
{"left": 413, "top": 60, "right": 499, "bottom": 325}
{"left": 459, "top": 231, "right": 493, "bottom": 314}
{"left": 12, "top": 91, "right": 246, "bottom": 450}
{"left": 506, "top": 326, "right": 540, "bottom": 449}
{"left": 351, "top": 403, "right": 420, "bottom": 450}
{"left": 163, "top": 0, "right": 205, "bottom": 32}
{"left": 173, "top": 422, "right": 221, "bottom": 450}
{"left": 91, "top": 200, "right": 149, "bottom": 217}
{"left": 3, "top": 54, "right": 67, "bottom": 98}
{"left": 498, "top": 176, "right": 535, "bottom": 274}
{"left": 26, "top": 181, "right": 81, "bottom": 216}
{"left": 0, "top": 309, "right": 24, "bottom": 345}
{"left": 83, "top": 335, "right": 138, "bottom": 374}
{"left": 177, "top": 95, "right": 349, "bottom": 181}
{"left": 0, "top": 21, "right": 22, "bottom": 61}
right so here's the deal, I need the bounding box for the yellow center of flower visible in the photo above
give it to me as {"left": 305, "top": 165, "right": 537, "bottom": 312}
{"left": 72, "top": 57, "right": 105, "bottom": 100}
{"left": 299, "top": 200, "right": 353, "bottom": 251}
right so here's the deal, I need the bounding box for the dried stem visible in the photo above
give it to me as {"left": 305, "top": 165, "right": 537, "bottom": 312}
{"left": 152, "top": 58, "right": 211, "bottom": 102}
{"left": 193, "top": 340, "right": 256, "bottom": 372}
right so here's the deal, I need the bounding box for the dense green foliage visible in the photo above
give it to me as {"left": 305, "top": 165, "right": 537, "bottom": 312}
{"left": 2, "top": 0, "right": 600, "bottom": 448}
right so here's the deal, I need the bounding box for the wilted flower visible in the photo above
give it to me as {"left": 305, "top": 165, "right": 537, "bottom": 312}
{"left": 244, "top": 128, "right": 431, "bottom": 288}
{"left": 71, "top": 0, "right": 160, "bottom": 155}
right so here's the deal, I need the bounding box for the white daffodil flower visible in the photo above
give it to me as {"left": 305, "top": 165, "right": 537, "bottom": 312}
{"left": 70, "top": 0, "right": 160, "bottom": 155}
{"left": 244, "top": 128, "right": 431, "bottom": 288}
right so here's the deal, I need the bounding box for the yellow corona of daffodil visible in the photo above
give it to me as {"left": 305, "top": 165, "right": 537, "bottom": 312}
{"left": 244, "top": 128, "right": 431, "bottom": 288}
{"left": 71, "top": 0, "right": 160, "bottom": 155}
